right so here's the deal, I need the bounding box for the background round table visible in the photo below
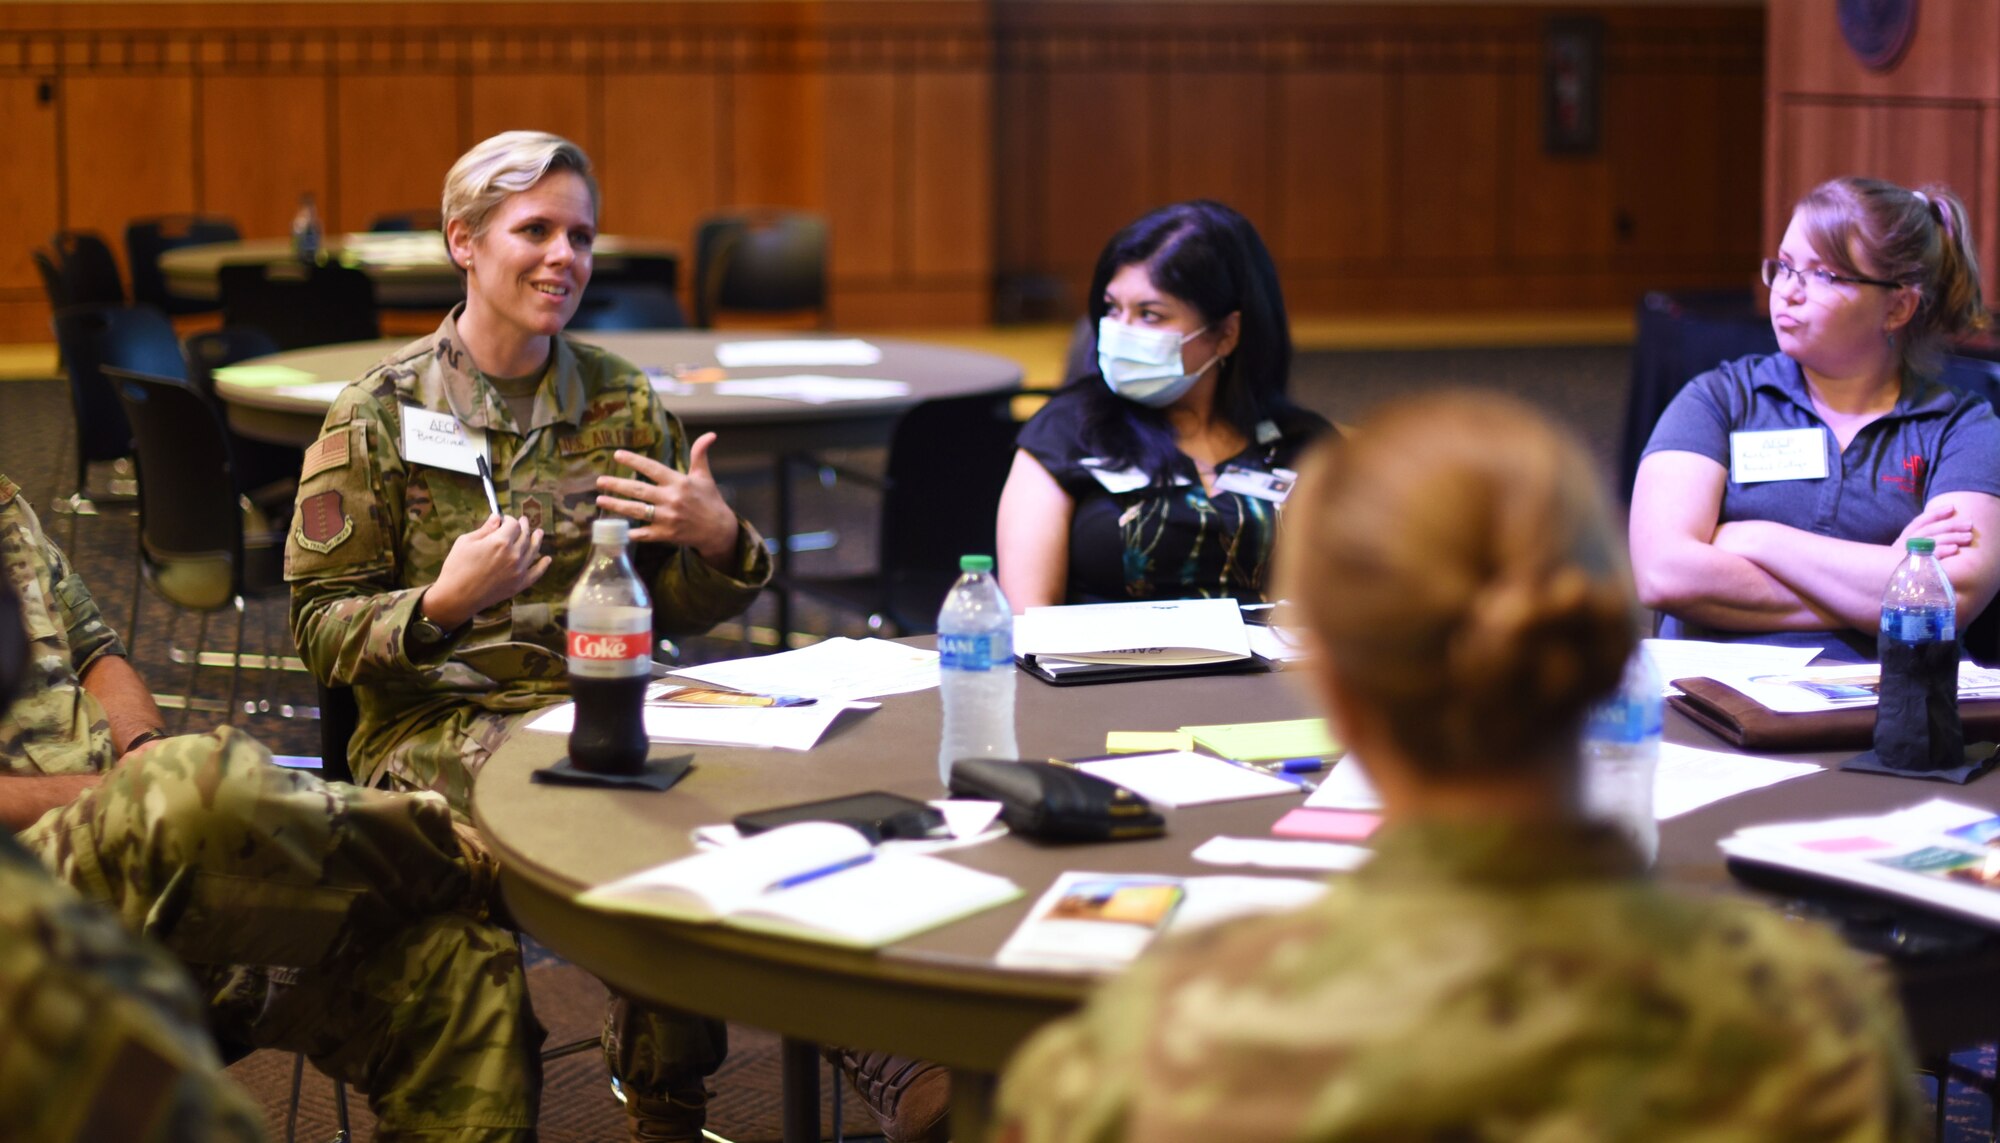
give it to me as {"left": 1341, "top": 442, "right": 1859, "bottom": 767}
{"left": 470, "top": 661, "right": 2000, "bottom": 1139}
{"left": 159, "top": 232, "right": 678, "bottom": 308}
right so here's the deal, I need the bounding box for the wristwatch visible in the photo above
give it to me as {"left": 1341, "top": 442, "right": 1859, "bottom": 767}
{"left": 408, "top": 613, "right": 450, "bottom": 649}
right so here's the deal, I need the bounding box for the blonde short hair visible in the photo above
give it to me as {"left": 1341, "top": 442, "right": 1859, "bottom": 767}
{"left": 441, "top": 131, "right": 598, "bottom": 240}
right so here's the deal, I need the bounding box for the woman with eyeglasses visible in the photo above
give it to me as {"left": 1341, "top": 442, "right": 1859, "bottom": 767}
{"left": 996, "top": 201, "right": 1332, "bottom": 610}
{"left": 1630, "top": 176, "right": 2000, "bottom": 660}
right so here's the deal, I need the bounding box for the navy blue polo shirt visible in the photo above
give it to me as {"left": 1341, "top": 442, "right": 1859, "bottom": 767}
{"left": 1642, "top": 353, "right": 2000, "bottom": 660}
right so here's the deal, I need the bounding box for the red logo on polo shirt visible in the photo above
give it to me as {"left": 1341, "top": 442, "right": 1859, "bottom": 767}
{"left": 1882, "top": 454, "right": 1926, "bottom": 495}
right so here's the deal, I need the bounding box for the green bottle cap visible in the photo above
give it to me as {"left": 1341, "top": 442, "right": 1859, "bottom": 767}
{"left": 1908, "top": 537, "right": 1936, "bottom": 554}
{"left": 960, "top": 554, "right": 994, "bottom": 573}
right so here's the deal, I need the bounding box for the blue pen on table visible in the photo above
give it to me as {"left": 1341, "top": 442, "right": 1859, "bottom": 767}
{"left": 1278, "top": 757, "right": 1330, "bottom": 774}
{"left": 1219, "top": 756, "right": 1318, "bottom": 793}
{"left": 765, "top": 852, "right": 874, "bottom": 893}
{"left": 474, "top": 454, "right": 502, "bottom": 518}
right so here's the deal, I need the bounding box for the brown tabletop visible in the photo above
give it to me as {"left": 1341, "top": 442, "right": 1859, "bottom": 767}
{"left": 158, "top": 232, "right": 678, "bottom": 308}
{"left": 209, "top": 332, "right": 1023, "bottom": 458}
{"left": 471, "top": 663, "right": 2000, "bottom": 1090}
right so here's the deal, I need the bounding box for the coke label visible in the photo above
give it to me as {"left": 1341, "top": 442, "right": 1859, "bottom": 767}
{"left": 566, "top": 607, "right": 651, "bottom": 679}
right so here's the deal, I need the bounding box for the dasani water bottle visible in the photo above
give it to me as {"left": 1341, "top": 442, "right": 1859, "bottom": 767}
{"left": 1876, "top": 536, "right": 1961, "bottom": 771}
{"left": 1582, "top": 646, "right": 1662, "bottom": 864}
{"left": 937, "top": 555, "right": 1018, "bottom": 785}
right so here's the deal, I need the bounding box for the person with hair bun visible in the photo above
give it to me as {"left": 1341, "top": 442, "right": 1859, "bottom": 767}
{"left": 994, "top": 392, "right": 1919, "bottom": 1143}
{"left": 1633, "top": 176, "right": 2000, "bottom": 661}
{"left": 997, "top": 200, "right": 1332, "bottom": 609}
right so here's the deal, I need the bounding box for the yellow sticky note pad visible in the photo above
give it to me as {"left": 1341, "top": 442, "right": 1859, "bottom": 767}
{"left": 1178, "top": 718, "right": 1339, "bottom": 762}
{"left": 1106, "top": 731, "right": 1194, "bottom": 754}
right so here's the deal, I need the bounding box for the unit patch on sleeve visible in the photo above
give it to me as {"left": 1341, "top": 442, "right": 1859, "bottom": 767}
{"left": 295, "top": 490, "right": 355, "bottom": 553}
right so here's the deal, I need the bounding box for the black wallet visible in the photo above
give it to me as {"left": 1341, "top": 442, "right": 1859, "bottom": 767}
{"left": 733, "top": 791, "right": 947, "bottom": 844}
{"left": 947, "top": 758, "right": 1166, "bottom": 841}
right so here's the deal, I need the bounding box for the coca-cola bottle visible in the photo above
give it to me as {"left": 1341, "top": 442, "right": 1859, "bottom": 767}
{"left": 565, "top": 518, "right": 651, "bottom": 774}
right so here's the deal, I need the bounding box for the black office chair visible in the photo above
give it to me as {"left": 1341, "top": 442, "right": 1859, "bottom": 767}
{"left": 49, "top": 231, "right": 127, "bottom": 308}
{"left": 50, "top": 304, "right": 181, "bottom": 515}
{"left": 783, "top": 391, "right": 1021, "bottom": 639}
{"left": 108, "top": 367, "right": 291, "bottom": 730}
{"left": 366, "top": 209, "right": 443, "bottom": 233}
{"left": 569, "top": 283, "right": 687, "bottom": 331}
{"left": 692, "top": 210, "right": 828, "bottom": 328}
{"left": 182, "top": 326, "right": 307, "bottom": 503}
{"left": 126, "top": 214, "right": 240, "bottom": 315}
{"left": 218, "top": 261, "right": 380, "bottom": 351}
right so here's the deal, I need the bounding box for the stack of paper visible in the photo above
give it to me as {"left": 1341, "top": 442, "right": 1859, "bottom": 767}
{"left": 1640, "top": 638, "right": 1821, "bottom": 696}
{"left": 1721, "top": 800, "right": 2000, "bottom": 928}
{"left": 1704, "top": 661, "right": 2000, "bottom": 713}
{"left": 1073, "top": 751, "right": 1301, "bottom": 807}
{"left": 1015, "top": 598, "right": 1252, "bottom": 677}
{"left": 670, "top": 637, "right": 939, "bottom": 702}
{"left": 713, "top": 339, "right": 883, "bottom": 368}
{"left": 997, "top": 870, "right": 1326, "bottom": 971}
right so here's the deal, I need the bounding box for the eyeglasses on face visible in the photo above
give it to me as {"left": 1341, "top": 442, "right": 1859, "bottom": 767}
{"left": 1761, "top": 257, "right": 1902, "bottom": 293}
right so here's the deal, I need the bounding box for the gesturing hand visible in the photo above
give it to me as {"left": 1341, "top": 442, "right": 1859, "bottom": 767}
{"left": 595, "top": 434, "right": 740, "bottom": 568}
{"left": 425, "top": 514, "right": 551, "bottom": 628}
{"left": 1897, "top": 502, "right": 1978, "bottom": 559}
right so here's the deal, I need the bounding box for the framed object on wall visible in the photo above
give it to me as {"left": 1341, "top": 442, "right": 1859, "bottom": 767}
{"left": 1839, "top": 0, "right": 1919, "bottom": 72}
{"left": 1543, "top": 17, "right": 1603, "bottom": 156}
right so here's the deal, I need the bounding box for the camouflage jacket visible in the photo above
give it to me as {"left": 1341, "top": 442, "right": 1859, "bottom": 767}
{"left": 0, "top": 474, "right": 118, "bottom": 774}
{"left": 286, "top": 312, "right": 770, "bottom": 781}
{"left": 995, "top": 819, "right": 1922, "bottom": 1143}
{"left": 0, "top": 831, "right": 265, "bottom": 1141}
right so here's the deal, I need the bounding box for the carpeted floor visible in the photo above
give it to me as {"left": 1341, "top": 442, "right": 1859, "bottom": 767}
{"left": 8, "top": 345, "right": 1998, "bottom": 1140}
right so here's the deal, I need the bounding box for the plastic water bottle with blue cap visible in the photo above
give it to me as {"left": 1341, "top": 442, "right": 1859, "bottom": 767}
{"left": 937, "top": 554, "right": 1018, "bottom": 786}
{"left": 1582, "top": 645, "right": 1662, "bottom": 864}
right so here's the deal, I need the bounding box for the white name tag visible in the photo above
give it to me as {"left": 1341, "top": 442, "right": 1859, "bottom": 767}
{"left": 1729, "top": 428, "right": 1828, "bottom": 484}
{"left": 1213, "top": 465, "right": 1295, "bottom": 503}
{"left": 401, "top": 408, "right": 487, "bottom": 476}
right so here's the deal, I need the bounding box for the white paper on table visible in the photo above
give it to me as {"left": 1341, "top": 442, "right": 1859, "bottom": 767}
{"left": 280, "top": 381, "right": 353, "bottom": 403}
{"left": 523, "top": 700, "right": 864, "bottom": 751}
{"left": 1710, "top": 661, "right": 2000, "bottom": 713}
{"left": 1641, "top": 638, "right": 1822, "bottom": 696}
{"left": 1171, "top": 875, "right": 1330, "bottom": 931}
{"left": 671, "top": 638, "right": 939, "bottom": 702}
{"left": 1190, "top": 836, "right": 1371, "bottom": 873}
{"left": 1246, "top": 625, "right": 1311, "bottom": 664}
{"left": 1015, "top": 598, "right": 1250, "bottom": 664}
{"left": 702, "top": 375, "right": 910, "bottom": 404}
{"left": 1653, "top": 743, "right": 1821, "bottom": 819}
{"left": 1074, "top": 751, "right": 1300, "bottom": 807}
{"left": 1304, "top": 757, "right": 1382, "bottom": 811}
{"left": 713, "top": 339, "right": 883, "bottom": 368}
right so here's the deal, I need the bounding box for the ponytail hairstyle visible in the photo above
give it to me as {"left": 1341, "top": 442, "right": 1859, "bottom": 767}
{"left": 1072, "top": 200, "right": 1298, "bottom": 480}
{"left": 1795, "top": 177, "right": 1990, "bottom": 378}
{"left": 1277, "top": 392, "right": 1640, "bottom": 776}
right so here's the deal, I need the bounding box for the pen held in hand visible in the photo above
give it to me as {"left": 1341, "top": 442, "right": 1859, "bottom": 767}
{"left": 475, "top": 454, "right": 502, "bottom": 518}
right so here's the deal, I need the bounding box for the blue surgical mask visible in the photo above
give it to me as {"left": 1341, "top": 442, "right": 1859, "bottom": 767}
{"left": 1097, "top": 317, "right": 1216, "bottom": 408}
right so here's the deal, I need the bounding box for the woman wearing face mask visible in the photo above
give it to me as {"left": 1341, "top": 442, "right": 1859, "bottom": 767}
{"left": 1631, "top": 177, "right": 2000, "bottom": 661}
{"left": 997, "top": 201, "right": 1332, "bottom": 610}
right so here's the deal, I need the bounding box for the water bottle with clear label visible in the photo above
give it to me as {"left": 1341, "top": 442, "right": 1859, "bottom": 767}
{"left": 937, "top": 554, "right": 1018, "bottom": 786}
{"left": 1582, "top": 646, "right": 1662, "bottom": 864}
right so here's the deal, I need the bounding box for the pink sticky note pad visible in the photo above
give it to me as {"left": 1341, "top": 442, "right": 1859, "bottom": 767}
{"left": 1273, "top": 808, "right": 1381, "bottom": 842}
{"left": 1801, "top": 835, "right": 1890, "bottom": 854}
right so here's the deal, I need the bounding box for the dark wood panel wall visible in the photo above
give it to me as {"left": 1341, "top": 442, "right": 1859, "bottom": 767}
{"left": 1766, "top": 2, "right": 2000, "bottom": 307}
{"left": 0, "top": 2, "right": 1763, "bottom": 342}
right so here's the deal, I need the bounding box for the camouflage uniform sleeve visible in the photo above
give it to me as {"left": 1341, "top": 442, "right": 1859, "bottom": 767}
{"left": 0, "top": 833, "right": 266, "bottom": 1143}
{"left": 0, "top": 479, "right": 127, "bottom": 677}
{"left": 630, "top": 379, "right": 772, "bottom": 638}
{"left": 40, "top": 509, "right": 127, "bottom": 678}
{"left": 992, "top": 956, "right": 1162, "bottom": 1143}
{"left": 286, "top": 384, "right": 446, "bottom": 688}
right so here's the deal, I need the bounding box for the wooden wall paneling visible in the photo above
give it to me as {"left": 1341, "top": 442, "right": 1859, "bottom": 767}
{"left": 2, "top": 76, "right": 62, "bottom": 292}
{"left": 469, "top": 71, "right": 597, "bottom": 159}
{"left": 62, "top": 74, "right": 197, "bottom": 272}
{"left": 1606, "top": 70, "right": 1753, "bottom": 271}
{"left": 200, "top": 74, "right": 330, "bottom": 239}
{"left": 1395, "top": 69, "right": 1504, "bottom": 263}
{"left": 598, "top": 73, "right": 722, "bottom": 242}
{"left": 1501, "top": 67, "right": 1612, "bottom": 264}
{"left": 728, "top": 69, "right": 825, "bottom": 210}
{"left": 334, "top": 73, "right": 463, "bottom": 234}
{"left": 1272, "top": 71, "right": 1393, "bottom": 268}
{"left": 992, "top": 60, "right": 1040, "bottom": 293}
{"left": 821, "top": 70, "right": 900, "bottom": 283}
{"left": 1037, "top": 69, "right": 1153, "bottom": 287}
{"left": 1776, "top": 102, "right": 1986, "bottom": 222}
{"left": 908, "top": 69, "right": 991, "bottom": 281}
{"left": 1161, "top": 68, "right": 1271, "bottom": 230}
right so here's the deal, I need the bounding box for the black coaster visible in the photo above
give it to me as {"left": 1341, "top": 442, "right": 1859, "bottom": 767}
{"left": 1840, "top": 742, "right": 2000, "bottom": 784}
{"left": 532, "top": 754, "right": 694, "bottom": 791}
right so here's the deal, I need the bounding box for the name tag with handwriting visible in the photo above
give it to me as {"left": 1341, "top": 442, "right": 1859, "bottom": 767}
{"left": 1729, "top": 428, "right": 1828, "bottom": 484}
{"left": 402, "top": 408, "right": 487, "bottom": 475}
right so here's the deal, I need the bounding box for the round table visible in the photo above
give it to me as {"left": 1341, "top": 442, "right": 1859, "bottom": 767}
{"left": 470, "top": 663, "right": 2000, "bottom": 1140}
{"left": 159, "top": 232, "right": 678, "bottom": 308}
